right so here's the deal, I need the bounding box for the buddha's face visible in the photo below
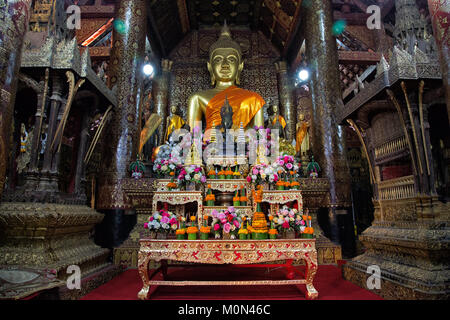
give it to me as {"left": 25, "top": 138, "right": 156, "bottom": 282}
{"left": 170, "top": 106, "right": 177, "bottom": 114}
{"left": 208, "top": 48, "right": 243, "bottom": 84}
{"left": 273, "top": 105, "right": 279, "bottom": 114}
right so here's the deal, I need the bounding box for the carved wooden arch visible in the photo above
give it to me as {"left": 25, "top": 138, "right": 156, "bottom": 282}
{"left": 18, "top": 73, "right": 43, "bottom": 93}
{"left": 355, "top": 100, "right": 395, "bottom": 129}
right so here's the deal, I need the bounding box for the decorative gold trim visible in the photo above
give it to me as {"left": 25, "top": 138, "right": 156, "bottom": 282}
{"left": 347, "top": 119, "right": 376, "bottom": 184}
{"left": 50, "top": 71, "right": 85, "bottom": 152}
{"left": 84, "top": 105, "right": 113, "bottom": 164}
{"left": 387, "top": 89, "right": 418, "bottom": 176}
{"left": 401, "top": 81, "right": 423, "bottom": 175}
{"left": 418, "top": 80, "right": 430, "bottom": 176}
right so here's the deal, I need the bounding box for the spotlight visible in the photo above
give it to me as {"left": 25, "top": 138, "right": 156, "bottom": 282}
{"left": 143, "top": 64, "right": 154, "bottom": 77}
{"left": 298, "top": 68, "right": 310, "bottom": 82}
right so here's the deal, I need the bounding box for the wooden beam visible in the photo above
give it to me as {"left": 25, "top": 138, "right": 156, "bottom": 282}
{"left": 338, "top": 50, "right": 381, "bottom": 64}
{"left": 176, "top": 0, "right": 190, "bottom": 34}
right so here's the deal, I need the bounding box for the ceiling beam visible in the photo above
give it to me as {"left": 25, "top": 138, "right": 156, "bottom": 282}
{"left": 147, "top": 7, "right": 166, "bottom": 58}
{"left": 176, "top": 0, "right": 190, "bottom": 34}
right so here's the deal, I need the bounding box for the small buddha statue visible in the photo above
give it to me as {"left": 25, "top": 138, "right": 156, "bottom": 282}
{"left": 165, "top": 105, "right": 185, "bottom": 142}
{"left": 296, "top": 113, "right": 310, "bottom": 157}
{"left": 187, "top": 22, "right": 265, "bottom": 132}
{"left": 268, "top": 105, "right": 286, "bottom": 139}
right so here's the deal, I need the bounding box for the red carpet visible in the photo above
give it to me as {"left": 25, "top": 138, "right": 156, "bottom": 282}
{"left": 81, "top": 265, "right": 382, "bottom": 300}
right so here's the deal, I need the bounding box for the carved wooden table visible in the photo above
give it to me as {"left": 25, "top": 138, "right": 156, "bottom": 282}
{"left": 137, "top": 239, "right": 319, "bottom": 300}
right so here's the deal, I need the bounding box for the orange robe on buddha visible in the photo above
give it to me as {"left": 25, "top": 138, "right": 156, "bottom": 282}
{"left": 205, "top": 86, "right": 265, "bottom": 131}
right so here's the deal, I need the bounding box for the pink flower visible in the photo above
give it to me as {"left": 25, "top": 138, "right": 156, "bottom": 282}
{"left": 169, "top": 218, "right": 177, "bottom": 225}
{"left": 201, "top": 175, "right": 207, "bottom": 183}
{"left": 218, "top": 213, "right": 226, "bottom": 220}
{"left": 252, "top": 168, "right": 259, "bottom": 175}
{"left": 221, "top": 219, "right": 227, "bottom": 224}
{"left": 214, "top": 224, "right": 220, "bottom": 231}
{"left": 157, "top": 164, "right": 161, "bottom": 169}
{"left": 284, "top": 156, "right": 289, "bottom": 163}
{"left": 161, "top": 216, "right": 170, "bottom": 224}
{"left": 233, "top": 220, "right": 240, "bottom": 228}
{"left": 212, "top": 210, "right": 219, "bottom": 218}
{"left": 301, "top": 220, "right": 306, "bottom": 226}
{"left": 286, "top": 163, "right": 293, "bottom": 170}
{"left": 149, "top": 217, "right": 154, "bottom": 222}
{"left": 279, "top": 160, "right": 285, "bottom": 166}
{"left": 274, "top": 173, "right": 279, "bottom": 182}
{"left": 282, "top": 221, "right": 289, "bottom": 229}
{"left": 194, "top": 167, "right": 201, "bottom": 173}
{"left": 223, "top": 223, "right": 231, "bottom": 233}
{"left": 246, "top": 176, "right": 252, "bottom": 183}
{"left": 144, "top": 223, "right": 149, "bottom": 229}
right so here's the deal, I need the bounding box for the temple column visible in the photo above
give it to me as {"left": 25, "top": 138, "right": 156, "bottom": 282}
{"left": 427, "top": 0, "right": 450, "bottom": 124}
{"left": 0, "top": 0, "right": 32, "bottom": 195}
{"left": 152, "top": 59, "right": 173, "bottom": 145}
{"left": 38, "top": 73, "right": 63, "bottom": 192}
{"left": 275, "top": 61, "right": 296, "bottom": 142}
{"left": 304, "top": 0, "right": 352, "bottom": 242}
{"left": 96, "top": 0, "right": 147, "bottom": 248}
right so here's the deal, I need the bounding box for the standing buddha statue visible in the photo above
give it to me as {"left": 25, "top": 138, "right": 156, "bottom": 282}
{"left": 187, "top": 22, "right": 265, "bottom": 132}
{"left": 269, "top": 105, "right": 286, "bottom": 139}
{"left": 165, "top": 105, "right": 185, "bottom": 142}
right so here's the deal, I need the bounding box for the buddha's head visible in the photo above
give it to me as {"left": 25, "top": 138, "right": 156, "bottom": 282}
{"left": 299, "top": 113, "right": 305, "bottom": 121}
{"left": 170, "top": 105, "right": 178, "bottom": 115}
{"left": 272, "top": 105, "right": 279, "bottom": 115}
{"left": 208, "top": 22, "right": 243, "bottom": 86}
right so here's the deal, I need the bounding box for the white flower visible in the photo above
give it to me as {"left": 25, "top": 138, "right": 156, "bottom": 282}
{"left": 230, "top": 234, "right": 236, "bottom": 240}
{"left": 162, "top": 223, "right": 170, "bottom": 229}
{"left": 252, "top": 175, "right": 257, "bottom": 180}
{"left": 193, "top": 174, "right": 200, "bottom": 181}
{"left": 300, "top": 226, "right": 306, "bottom": 232}
{"left": 231, "top": 225, "right": 236, "bottom": 231}
{"left": 185, "top": 175, "right": 191, "bottom": 181}
{"left": 154, "top": 221, "right": 161, "bottom": 229}
{"left": 171, "top": 224, "right": 177, "bottom": 230}
{"left": 161, "top": 165, "right": 168, "bottom": 171}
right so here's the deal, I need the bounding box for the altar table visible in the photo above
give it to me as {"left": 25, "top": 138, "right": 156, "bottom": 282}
{"left": 137, "top": 239, "right": 319, "bottom": 300}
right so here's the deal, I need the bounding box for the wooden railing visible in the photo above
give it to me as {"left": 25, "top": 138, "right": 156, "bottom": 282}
{"left": 375, "top": 135, "right": 408, "bottom": 160}
{"left": 378, "top": 175, "right": 416, "bottom": 200}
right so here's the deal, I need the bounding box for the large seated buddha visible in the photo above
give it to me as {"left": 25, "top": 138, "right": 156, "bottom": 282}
{"left": 187, "top": 23, "right": 265, "bottom": 132}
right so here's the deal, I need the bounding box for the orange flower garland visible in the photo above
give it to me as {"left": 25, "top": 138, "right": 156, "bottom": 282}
{"left": 200, "top": 226, "right": 211, "bottom": 233}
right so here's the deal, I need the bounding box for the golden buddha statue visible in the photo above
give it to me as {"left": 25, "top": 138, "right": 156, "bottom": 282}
{"left": 187, "top": 22, "right": 265, "bottom": 132}
{"left": 296, "top": 113, "right": 310, "bottom": 156}
{"left": 268, "top": 105, "right": 286, "bottom": 139}
{"left": 165, "top": 105, "right": 185, "bottom": 142}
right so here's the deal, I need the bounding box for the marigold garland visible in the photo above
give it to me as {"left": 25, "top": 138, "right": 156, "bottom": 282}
{"left": 269, "top": 229, "right": 278, "bottom": 235}
{"left": 176, "top": 229, "right": 186, "bottom": 235}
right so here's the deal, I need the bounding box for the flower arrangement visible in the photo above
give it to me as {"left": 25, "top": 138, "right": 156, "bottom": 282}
{"left": 301, "top": 212, "right": 314, "bottom": 238}
{"left": 268, "top": 206, "right": 304, "bottom": 235}
{"left": 247, "top": 164, "right": 272, "bottom": 186}
{"left": 153, "top": 157, "right": 180, "bottom": 178}
{"left": 144, "top": 210, "right": 179, "bottom": 237}
{"left": 176, "top": 216, "right": 187, "bottom": 239}
{"left": 186, "top": 215, "right": 199, "bottom": 240}
{"left": 211, "top": 207, "right": 245, "bottom": 239}
{"left": 200, "top": 215, "right": 211, "bottom": 240}
{"left": 177, "top": 165, "right": 207, "bottom": 187}
{"left": 208, "top": 169, "right": 216, "bottom": 179}
{"left": 167, "top": 181, "right": 178, "bottom": 190}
